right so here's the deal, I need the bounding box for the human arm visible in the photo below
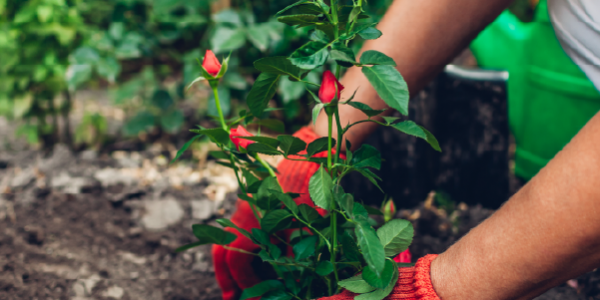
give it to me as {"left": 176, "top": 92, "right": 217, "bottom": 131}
{"left": 313, "top": 0, "right": 514, "bottom": 150}
{"left": 431, "top": 111, "right": 600, "bottom": 299}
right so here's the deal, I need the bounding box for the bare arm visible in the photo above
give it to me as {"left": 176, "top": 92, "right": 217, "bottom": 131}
{"left": 313, "top": 0, "right": 513, "bottom": 149}
{"left": 431, "top": 112, "right": 600, "bottom": 299}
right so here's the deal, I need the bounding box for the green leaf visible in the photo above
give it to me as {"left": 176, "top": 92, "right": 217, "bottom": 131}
{"left": 355, "top": 221, "right": 386, "bottom": 277}
{"left": 316, "top": 261, "right": 334, "bottom": 276}
{"left": 311, "top": 30, "right": 330, "bottom": 43}
{"left": 261, "top": 210, "right": 294, "bottom": 233}
{"left": 347, "top": 102, "right": 386, "bottom": 117}
{"left": 338, "top": 275, "right": 377, "bottom": 294}
{"left": 171, "top": 135, "right": 200, "bottom": 163}
{"left": 298, "top": 204, "right": 321, "bottom": 223}
{"left": 71, "top": 47, "right": 100, "bottom": 64}
{"left": 254, "top": 57, "right": 302, "bottom": 80}
{"left": 211, "top": 26, "right": 247, "bottom": 54}
{"left": 362, "top": 259, "right": 396, "bottom": 289}
{"left": 306, "top": 137, "right": 332, "bottom": 158}
{"left": 391, "top": 121, "right": 441, "bottom": 152}
{"left": 293, "top": 235, "right": 318, "bottom": 260}
{"left": 330, "top": 44, "right": 357, "bottom": 67}
{"left": 96, "top": 57, "right": 121, "bottom": 83}
{"left": 160, "top": 110, "right": 184, "bottom": 133}
{"left": 240, "top": 280, "right": 284, "bottom": 300}
{"left": 391, "top": 121, "right": 426, "bottom": 139}
{"left": 152, "top": 90, "right": 174, "bottom": 110}
{"left": 277, "top": 135, "right": 307, "bottom": 156}
{"left": 358, "top": 26, "right": 383, "bottom": 40}
{"left": 312, "top": 103, "right": 324, "bottom": 125}
{"left": 190, "top": 128, "right": 230, "bottom": 145}
{"left": 355, "top": 267, "right": 398, "bottom": 300}
{"left": 377, "top": 219, "right": 414, "bottom": 257}
{"left": 422, "top": 126, "right": 441, "bottom": 152}
{"left": 271, "top": 190, "right": 299, "bottom": 215}
{"left": 256, "top": 119, "right": 286, "bottom": 133}
{"left": 213, "top": 9, "right": 243, "bottom": 26}
{"left": 362, "top": 65, "right": 409, "bottom": 116}
{"left": 352, "top": 203, "right": 370, "bottom": 220}
{"left": 279, "top": 77, "right": 306, "bottom": 104}
{"left": 289, "top": 41, "right": 330, "bottom": 69}
{"left": 216, "top": 219, "right": 257, "bottom": 244}
{"left": 341, "top": 231, "right": 362, "bottom": 262}
{"left": 175, "top": 241, "right": 204, "bottom": 252}
{"left": 357, "top": 168, "right": 384, "bottom": 192}
{"left": 308, "top": 165, "right": 333, "bottom": 209}
{"left": 352, "top": 144, "right": 381, "bottom": 170}
{"left": 382, "top": 116, "right": 399, "bottom": 125}
{"left": 239, "top": 136, "right": 280, "bottom": 148}
{"left": 123, "top": 111, "right": 155, "bottom": 136}
{"left": 192, "top": 224, "right": 237, "bottom": 245}
{"left": 251, "top": 228, "right": 272, "bottom": 246}
{"left": 365, "top": 205, "right": 384, "bottom": 216}
{"left": 247, "top": 73, "right": 281, "bottom": 118}
{"left": 277, "top": 14, "right": 319, "bottom": 27}
{"left": 333, "top": 185, "right": 354, "bottom": 215}
{"left": 360, "top": 50, "right": 397, "bottom": 66}
{"left": 247, "top": 24, "right": 270, "bottom": 52}
{"left": 247, "top": 143, "right": 283, "bottom": 156}
{"left": 276, "top": 0, "right": 312, "bottom": 16}
{"left": 262, "top": 290, "right": 293, "bottom": 300}
{"left": 257, "top": 176, "right": 282, "bottom": 205}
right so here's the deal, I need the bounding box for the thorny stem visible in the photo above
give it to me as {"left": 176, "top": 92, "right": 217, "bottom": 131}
{"left": 230, "top": 153, "right": 262, "bottom": 220}
{"left": 255, "top": 154, "right": 277, "bottom": 178}
{"left": 211, "top": 86, "right": 227, "bottom": 131}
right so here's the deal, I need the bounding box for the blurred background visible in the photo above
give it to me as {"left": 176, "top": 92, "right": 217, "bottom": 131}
{"left": 6, "top": 1, "right": 597, "bottom": 299}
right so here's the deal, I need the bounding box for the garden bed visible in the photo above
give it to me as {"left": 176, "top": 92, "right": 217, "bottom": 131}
{"left": 0, "top": 144, "right": 597, "bottom": 300}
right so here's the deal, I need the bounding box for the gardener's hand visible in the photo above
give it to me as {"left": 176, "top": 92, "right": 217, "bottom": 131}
{"left": 212, "top": 126, "right": 330, "bottom": 300}
{"left": 317, "top": 255, "right": 440, "bottom": 300}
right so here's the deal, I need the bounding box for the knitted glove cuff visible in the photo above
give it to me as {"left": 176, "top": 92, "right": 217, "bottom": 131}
{"left": 413, "top": 254, "right": 441, "bottom": 300}
{"left": 293, "top": 126, "right": 320, "bottom": 144}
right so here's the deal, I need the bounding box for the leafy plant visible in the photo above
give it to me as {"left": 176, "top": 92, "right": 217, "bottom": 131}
{"left": 0, "top": 0, "right": 88, "bottom": 146}
{"left": 175, "top": 0, "right": 441, "bottom": 299}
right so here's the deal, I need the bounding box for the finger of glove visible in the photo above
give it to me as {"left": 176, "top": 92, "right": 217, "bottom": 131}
{"left": 213, "top": 244, "right": 241, "bottom": 300}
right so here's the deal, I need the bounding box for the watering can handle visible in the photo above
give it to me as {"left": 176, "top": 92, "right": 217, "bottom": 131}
{"left": 444, "top": 64, "right": 508, "bottom": 83}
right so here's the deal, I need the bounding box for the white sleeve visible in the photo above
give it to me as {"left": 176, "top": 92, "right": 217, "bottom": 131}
{"left": 548, "top": 0, "right": 600, "bottom": 91}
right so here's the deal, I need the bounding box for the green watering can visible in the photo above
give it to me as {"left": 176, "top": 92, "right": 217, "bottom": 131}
{"left": 470, "top": 0, "right": 600, "bottom": 180}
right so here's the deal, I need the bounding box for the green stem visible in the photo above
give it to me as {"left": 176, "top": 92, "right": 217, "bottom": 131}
{"left": 334, "top": 108, "right": 343, "bottom": 165}
{"left": 223, "top": 246, "right": 259, "bottom": 256}
{"left": 327, "top": 112, "right": 334, "bottom": 172}
{"left": 230, "top": 153, "right": 261, "bottom": 220}
{"left": 211, "top": 86, "right": 227, "bottom": 130}
{"left": 255, "top": 154, "right": 277, "bottom": 178}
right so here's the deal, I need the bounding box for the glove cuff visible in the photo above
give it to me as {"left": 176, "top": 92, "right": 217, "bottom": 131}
{"left": 413, "top": 254, "right": 441, "bottom": 300}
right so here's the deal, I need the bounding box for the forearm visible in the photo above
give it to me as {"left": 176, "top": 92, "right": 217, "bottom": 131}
{"left": 431, "top": 112, "right": 600, "bottom": 300}
{"left": 313, "top": 0, "right": 513, "bottom": 149}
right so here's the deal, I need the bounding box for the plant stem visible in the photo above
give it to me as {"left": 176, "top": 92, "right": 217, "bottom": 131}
{"left": 230, "top": 153, "right": 262, "bottom": 220}
{"left": 327, "top": 113, "right": 334, "bottom": 172}
{"left": 211, "top": 86, "right": 227, "bottom": 130}
{"left": 223, "top": 246, "right": 259, "bottom": 256}
{"left": 334, "top": 108, "right": 343, "bottom": 165}
{"left": 255, "top": 154, "right": 277, "bottom": 178}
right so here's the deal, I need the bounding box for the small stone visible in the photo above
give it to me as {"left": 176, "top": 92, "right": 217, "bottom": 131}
{"left": 50, "top": 172, "right": 96, "bottom": 194}
{"left": 10, "top": 168, "right": 35, "bottom": 188}
{"left": 94, "top": 168, "right": 136, "bottom": 187}
{"left": 79, "top": 150, "right": 98, "bottom": 161}
{"left": 119, "top": 252, "right": 147, "bottom": 265}
{"left": 129, "top": 272, "right": 139, "bottom": 280}
{"left": 38, "top": 144, "right": 74, "bottom": 174}
{"left": 191, "top": 200, "right": 216, "bottom": 220}
{"left": 102, "top": 286, "right": 124, "bottom": 299}
{"left": 141, "top": 198, "right": 184, "bottom": 231}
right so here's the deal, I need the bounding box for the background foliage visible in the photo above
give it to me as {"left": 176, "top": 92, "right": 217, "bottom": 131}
{"left": 0, "top": 0, "right": 529, "bottom": 147}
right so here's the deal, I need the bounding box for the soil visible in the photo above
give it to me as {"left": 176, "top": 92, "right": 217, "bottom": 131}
{"left": 0, "top": 144, "right": 598, "bottom": 300}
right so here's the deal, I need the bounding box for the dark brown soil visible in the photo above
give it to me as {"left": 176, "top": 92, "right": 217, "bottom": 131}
{"left": 0, "top": 144, "right": 597, "bottom": 300}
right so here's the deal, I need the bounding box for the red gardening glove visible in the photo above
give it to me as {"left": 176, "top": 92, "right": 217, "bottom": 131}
{"left": 317, "top": 255, "right": 440, "bottom": 300}
{"left": 213, "top": 127, "right": 328, "bottom": 300}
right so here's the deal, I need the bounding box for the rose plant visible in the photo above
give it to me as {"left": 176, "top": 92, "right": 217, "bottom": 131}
{"left": 175, "top": 0, "right": 441, "bottom": 299}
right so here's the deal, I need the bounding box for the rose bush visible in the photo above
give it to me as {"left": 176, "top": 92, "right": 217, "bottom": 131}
{"left": 175, "top": 0, "right": 441, "bottom": 299}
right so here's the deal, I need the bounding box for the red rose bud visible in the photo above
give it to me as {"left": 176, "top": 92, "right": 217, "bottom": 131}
{"left": 230, "top": 125, "right": 255, "bottom": 150}
{"left": 383, "top": 199, "right": 396, "bottom": 223}
{"left": 318, "top": 70, "right": 344, "bottom": 104}
{"left": 202, "top": 50, "right": 222, "bottom": 77}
